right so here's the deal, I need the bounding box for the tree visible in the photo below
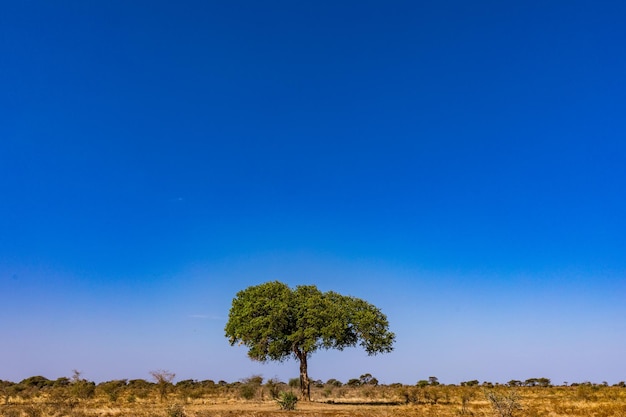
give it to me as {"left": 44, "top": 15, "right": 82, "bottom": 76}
{"left": 150, "top": 370, "right": 175, "bottom": 402}
{"left": 225, "top": 281, "right": 395, "bottom": 400}
{"left": 69, "top": 370, "right": 96, "bottom": 400}
{"left": 428, "top": 376, "right": 440, "bottom": 386}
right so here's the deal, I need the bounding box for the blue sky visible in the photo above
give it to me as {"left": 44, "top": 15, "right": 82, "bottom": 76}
{"left": 1, "top": 0, "right": 625, "bottom": 385}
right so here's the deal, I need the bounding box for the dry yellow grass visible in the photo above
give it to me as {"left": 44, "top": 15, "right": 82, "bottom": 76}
{"left": 3, "top": 384, "right": 626, "bottom": 417}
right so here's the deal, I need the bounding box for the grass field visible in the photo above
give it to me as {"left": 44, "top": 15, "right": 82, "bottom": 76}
{"left": 2, "top": 378, "right": 626, "bottom": 417}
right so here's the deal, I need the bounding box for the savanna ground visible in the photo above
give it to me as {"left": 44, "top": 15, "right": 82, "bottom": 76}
{"left": 2, "top": 376, "right": 626, "bottom": 417}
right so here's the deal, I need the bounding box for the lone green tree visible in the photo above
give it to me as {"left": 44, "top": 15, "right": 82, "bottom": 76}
{"left": 224, "top": 281, "right": 395, "bottom": 400}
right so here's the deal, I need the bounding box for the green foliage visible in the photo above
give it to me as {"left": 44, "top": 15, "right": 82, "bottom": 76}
{"left": 347, "top": 378, "right": 361, "bottom": 387}
{"left": 225, "top": 281, "right": 394, "bottom": 360}
{"left": 53, "top": 377, "right": 71, "bottom": 387}
{"left": 239, "top": 384, "right": 256, "bottom": 400}
{"left": 360, "top": 373, "right": 378, "bottom": 386}
{"left": 242, "top": 375, "right": 263, "bottom": 386}
{"left": 225, "top": 281, "right": 394, "bottom": 399}
{"left": 127, "top": 379, "right": 152, "bottom": 399}
{"left": 97, "top": 379, "right": 127, "bottom": 402}
{"left": 326, "top": 378, "right": 343, "bottom": 387}
{"left": 523, "top": 377, "right": 550, "bottom": 387}
{"left": 69, "top": 375, "right": 95, "bottom": 401}
{"left": 276, "top": 391, "right": 298, "bottom": 410}
{"left": 428, "top": 376, "right": 440, "bottom": 386}
{"left": 19, "top": 376, "right": 52, "bottom": 389}
{"left": 239, "top": 375, "right": 263, "bottom": 400}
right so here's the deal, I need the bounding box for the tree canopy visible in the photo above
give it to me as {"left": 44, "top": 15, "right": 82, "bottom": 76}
{"left": 225, "top": 281, "right": 395, "bottom": 400}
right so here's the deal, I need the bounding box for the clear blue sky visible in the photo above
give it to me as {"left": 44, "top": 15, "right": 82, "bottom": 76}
{"left": 1, "top": 0, "right": 625, "bottom": 385}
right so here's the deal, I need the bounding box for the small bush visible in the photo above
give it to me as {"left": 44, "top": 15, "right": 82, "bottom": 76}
{"left": 265, "top": 378, "right": 281, "bottom": 399}
{"left": 276, "top": 391, "right": 298, "bottom": 410}
{"left": 485, "top": 389, "right": 522, "bottom": 417}
{"left": 239, "top": 384, "right": 256, "bottom": 400}
{"left": 166, "top": 403, "right": 187, "bottom": 417}
{"left": 326, "top": 378, "right": 342, "bottom": 387}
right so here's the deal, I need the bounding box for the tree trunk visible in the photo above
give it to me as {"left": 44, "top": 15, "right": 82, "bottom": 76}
{"left": 294, "top": 348, "right": 310, "bottom": 401}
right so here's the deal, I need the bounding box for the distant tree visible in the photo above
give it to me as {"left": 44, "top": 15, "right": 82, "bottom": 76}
{"left": 150, "top": 370, "right": 175, "bottom": 402}
{"left": 53, "top": 377, "right": 71, "bottom": 387}
{"left": 19, "top": 376, "right": 52, "bottom": 390}
{"left": 326, "top": 378, "right": 343, "bottom": 387}
{"left": 346, "top": 378, "right": 362, "bottom": 387}
{"left": 429, "top": 376, "right": 440, "bottom": 386}
{"left": 359, "top": 373, "right": 378, "bottom": 386}
{"left": 524, "top": 378, "right": 538, "bottom": 387}
{"left": 225, "top": 281, "right": 395, "bottom": 400}
{"left": 537, "top": 377, "right": 551, "bottom": 387}
{"left": 69, "top": 370, "right": 95, "bottom": 400}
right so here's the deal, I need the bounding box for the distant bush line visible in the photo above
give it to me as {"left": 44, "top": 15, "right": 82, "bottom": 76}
{"left": 1, "top": 373, "right": 624, "bottom": 406}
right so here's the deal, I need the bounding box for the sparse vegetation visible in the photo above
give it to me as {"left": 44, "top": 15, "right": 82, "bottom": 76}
{"left": 276, "top": 391, "right": 298, "bottom": 410}
{"left": 166, "top": 403, "right": 187, "bottom": 417}
{"left": 485, "top": 388, "right": 522, "bottom": 417}
{"left": 150, "top": 370, "right": 176, "bottom": 402}
{"left": 1, "top": 375, "right": 625, "bottom": 416}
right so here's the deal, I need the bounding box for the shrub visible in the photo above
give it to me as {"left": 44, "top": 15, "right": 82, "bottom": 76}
{"left": 166, "top": 403, "right": 187, "bottom": 417}
{"left": 150, "top": 370, "right": 176, "bottom": 402}
{"left": 326, "top": 378, "right": 342, "bottom": 387}
{"left": 276, "top": 391, "right": 298, "bottom": 410}
{"left": 265, "top": 378, "right": 281, "bottom": 399}
{"left": 239, "top": 384, "right": 256, "bottom": 400}
{"left": 239, "top": 375, "right": 263, "bottom": 400}
{"left": 485, "top": 389, "right": 522, "bottom": 417}
{"left": 97, "top": 379, "right": 127, "bottom": 403}
{"left": 346, "top": 378, "right": 361, "bottom": 387}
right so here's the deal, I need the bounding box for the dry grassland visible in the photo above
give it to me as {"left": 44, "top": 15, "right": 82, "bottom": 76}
{"left": 2, "top": 383, "right": 626, "bottom": 417}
